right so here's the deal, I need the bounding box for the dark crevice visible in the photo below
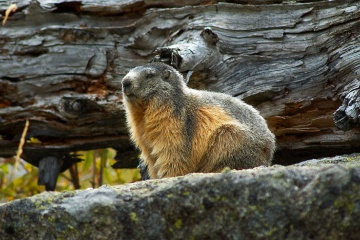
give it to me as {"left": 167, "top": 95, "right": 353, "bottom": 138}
{"left": 273, "top": 147, "right": 360, "bottom": 165}
{"left": 1, "top": 76, "right": 22, "bottom": 82}
{"left": 53, "top": 2, "right": 83, "bottom": 14}
{"left": 14, "top": 47, "right": 49, "bottom": 57}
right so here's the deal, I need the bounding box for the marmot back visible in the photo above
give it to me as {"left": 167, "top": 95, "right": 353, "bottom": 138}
{"left": 121, "top": 62, "right": 276, "bottom": 179}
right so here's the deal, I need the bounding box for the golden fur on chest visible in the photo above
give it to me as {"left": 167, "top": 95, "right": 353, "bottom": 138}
{"left": 126, "top": 101, "right": 186, "bottom": 178}
{"left": 126, "top": 100, "right": 248, "bottom": 179}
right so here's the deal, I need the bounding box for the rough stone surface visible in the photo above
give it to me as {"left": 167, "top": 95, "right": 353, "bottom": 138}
{"left": 1, "top": 154, "right": 360, "bottom": 239}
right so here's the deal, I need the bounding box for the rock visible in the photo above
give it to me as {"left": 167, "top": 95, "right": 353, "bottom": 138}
{"left": 1, "top": 155, "right": 360, "bottom": 239}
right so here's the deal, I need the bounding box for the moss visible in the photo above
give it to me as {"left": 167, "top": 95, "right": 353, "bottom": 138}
{"left": 130, "top": 212, "right": 138, "bottom": 223}
{"left": 167, "top": 193, "right": 174, "bottom": 198}
{"left": 174, "top": 219, "right": 182, "bottom": 229}
{"left": 32, "top": 199, "right": 52, "bottom": 211}
{"left": 344, "top": 155, "right": 360, "bottom": 162}
{"left": 210, "top": 195, "right": 226, "bottom": 202}
{"left": 221, "top": 167, "right": 231, "bottom": 173}
{"left": 182, "top": 191, "right": 190, "bottom": 196}
{"left": 265, "top": 227, "right": 278, "bottom": 237}
{"left": 272, "top": 172, "right": 285, "bottom": 179}
{"left": 56, "top": 225, "right": 79, "bottom": 240}
{"left": 30, "top": 194, "right": 56, "bottom": 211}
{"left": 247, "top": 204, "right": 265, "bottom": 213}
{"left": 46, "top": 214, "right": 56, "bottom": 223}
{"left": 247, "top": 205, "right": 258, "bottom": 212}
{"left": 334, "top": 194, "right": 355, "bottom": 214}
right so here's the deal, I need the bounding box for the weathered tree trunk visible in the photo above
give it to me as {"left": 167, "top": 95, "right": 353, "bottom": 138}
{"left": 1, "top": 0, "right": 360, "bottom": 176}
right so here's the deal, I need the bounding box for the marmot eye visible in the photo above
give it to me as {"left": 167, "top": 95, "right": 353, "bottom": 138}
{"left": 146, "top": 73, "right": 154, "bottom": 79}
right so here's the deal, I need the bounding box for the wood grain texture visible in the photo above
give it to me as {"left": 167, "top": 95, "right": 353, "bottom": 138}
{"left": 1, "top": 0, "right": 360, "bottom": 167}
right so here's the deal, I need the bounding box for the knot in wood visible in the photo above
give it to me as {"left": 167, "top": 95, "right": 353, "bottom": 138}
{"left": 201, "top": 27, "right": 219, "bottom": 46}
{"left": 152, "top": 47, "right": 182, "bottom": 69}
{"left": 64, "top": 98, "right": 86, "bottom": 113}
{"left": 59, "top": 97, "right": 88, "bottom": 119}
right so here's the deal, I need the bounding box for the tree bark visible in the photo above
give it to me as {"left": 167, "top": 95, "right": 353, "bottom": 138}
{"left": 1, "top": 0, "right": 360, "bottom": 169}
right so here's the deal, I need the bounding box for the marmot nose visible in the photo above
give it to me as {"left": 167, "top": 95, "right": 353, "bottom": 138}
{"left": 122, "top": 78, "right": 133, "bottom": 96}
{"left": 122, "top": 79, "right": 131, "bottom": 89}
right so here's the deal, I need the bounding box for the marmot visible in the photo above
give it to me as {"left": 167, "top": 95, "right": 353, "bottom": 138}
{"left": 121, "top": 62, "right": 275, "bottom": 179}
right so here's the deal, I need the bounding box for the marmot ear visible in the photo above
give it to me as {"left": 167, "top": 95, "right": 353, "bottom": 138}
{"left": 163, "top": 70, "right": 171, "bottom": 79}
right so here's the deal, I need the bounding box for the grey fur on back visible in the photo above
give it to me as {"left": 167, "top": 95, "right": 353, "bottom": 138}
{"left": 186, "top": 88, "right": 276, "bottom": 163}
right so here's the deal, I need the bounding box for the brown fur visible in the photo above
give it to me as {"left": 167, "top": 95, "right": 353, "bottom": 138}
{"left": 122, "top": 63, "right": 276, "bottom": 179}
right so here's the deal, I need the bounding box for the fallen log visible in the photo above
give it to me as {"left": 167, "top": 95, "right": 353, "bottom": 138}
{"left": 1, "top": 0, "right": 360, "bottom": 186}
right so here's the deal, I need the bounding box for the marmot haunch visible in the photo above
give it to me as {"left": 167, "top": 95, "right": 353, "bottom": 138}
{"left": 121, "top": 62, "right": 276, "bottom": 179}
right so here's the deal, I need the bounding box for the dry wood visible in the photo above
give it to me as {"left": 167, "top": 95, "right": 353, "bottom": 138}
{"left": 1, "top": 0, "right": 360, "bottom": 173}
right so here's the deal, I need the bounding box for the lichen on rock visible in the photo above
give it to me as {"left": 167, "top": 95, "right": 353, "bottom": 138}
{"left": 1, "top": 154, "right": 360, "bottom": 239}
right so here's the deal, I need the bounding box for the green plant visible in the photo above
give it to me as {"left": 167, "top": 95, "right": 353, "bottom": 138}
{"left": 0, "top": 148, "right": 141, "bottom": 203}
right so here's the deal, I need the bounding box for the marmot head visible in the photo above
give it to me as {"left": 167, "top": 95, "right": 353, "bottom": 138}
{"left": 121, "top": 63, "right": 186, "bottom": 104}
